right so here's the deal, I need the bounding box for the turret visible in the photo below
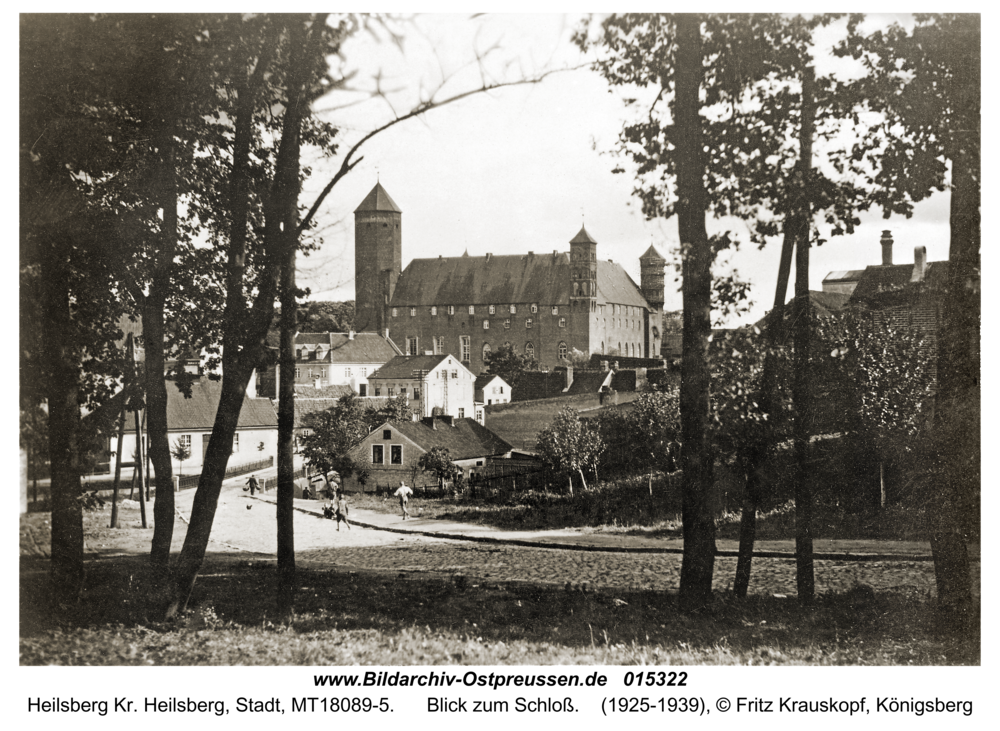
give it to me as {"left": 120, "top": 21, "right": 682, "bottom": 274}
{"left": 354, "top": 182, "right": 402, "bottom": 334}
{"left": 569, "top": 225, "right": 598, "bottom": 304}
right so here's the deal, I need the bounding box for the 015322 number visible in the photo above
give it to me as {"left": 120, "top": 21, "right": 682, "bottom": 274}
{"left": 622, "top": 671, "right": 687, "bottom": 687}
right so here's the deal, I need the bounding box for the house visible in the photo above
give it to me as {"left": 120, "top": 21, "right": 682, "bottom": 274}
{"left": 366, "top": 353, "right": 477, "bottom": 420}
{"left": 93, "top": 377, "right": 279, "bottom": 475}
{"left": 353, "top": 182, "right": 667, "bottom": 374}
{"left": 474, "top": 374, "right": 511, "bottom": 406}
{"left": 342, "top": 415, "right": 514, "bottom": 492}
{"left": 258, "top": 331, "right": 402, "bottom": 397}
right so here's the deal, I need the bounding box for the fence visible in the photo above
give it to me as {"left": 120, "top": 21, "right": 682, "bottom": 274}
{"left": 176, "top": 456, "right": 274, "bottom": 491}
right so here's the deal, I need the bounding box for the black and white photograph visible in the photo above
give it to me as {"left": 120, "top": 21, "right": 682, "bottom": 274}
{"left": 18, "top": 10, "right": 983, "bottom": 724}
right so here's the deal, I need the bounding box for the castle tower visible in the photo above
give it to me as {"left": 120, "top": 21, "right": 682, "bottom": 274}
{"left": 640, "top": 244, "right": 666, "bottom": 358}
{"left": 569, "top": 225, "right": 598, "bottom": 304}
{"left": 354, "top": 182, "right": 402, "bottom": 334}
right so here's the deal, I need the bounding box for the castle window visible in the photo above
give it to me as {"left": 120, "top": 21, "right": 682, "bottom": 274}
{"left": 461, "top": 336, "right": 471, "bottom": 362}
{"left": 431, "top": 306, "right": 437, "bottom": 316}
{"left": 558, "top": 342, "right": 568, "bottom": 360}
{"left": 559, "top": 318, "right": 566, "bottom": 328}
{"left": 407, "top": 337, "right": 418, "bottom": 356}
{"left": 468, "top": 305, "right": 475, "bottom": 315}
{"left": 482, "top": 342, "right": 491, "bottom": 360}
{"left": 483, "top": 320, "right": 490, "bottom": 330}
{"left": 434, "top": 336, "right": 444, "bottom": 355}
{"left": 448, "top": 305, "right": 455, "bottom": 315}
{"left": 487, "top": 305, "right": 496, "bottom": 314}
{"left": 530, "top": 304, "right": 538, "bottom": 314}
{"left": 510, "top": 304, "right": 517, "bottom": 314}
{"left": 552, "top": 306, "right": 558, "bottom": 315}
{"left": 525, "top": 318, "right": 533, "bottom": 329}
{"left": 524, "top": 342, "right": 534, "bottom": 358}
{"left": 504, "top": 319, "right": 510, "bottom": 329}
{"left": 392, "top": 308, "right": 398, "bottom": 317}
{"left": 410, "top": 307, "right": 416, "bottom": 317}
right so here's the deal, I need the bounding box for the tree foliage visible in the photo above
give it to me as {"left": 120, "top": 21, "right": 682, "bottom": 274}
{"left": 535, "top": 407, "right": 605, "bottom": 494}
{"left": 483, "top": 342, "right": 538, "bottom": 390}
{"left": 418, "top": 447, "right": 461, "bottom": 491}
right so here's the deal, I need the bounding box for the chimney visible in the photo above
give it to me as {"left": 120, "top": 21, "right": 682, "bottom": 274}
{"left": 880, "top": 230, "right": 893, "bottom": 265}
{"left": 911, "top": 245, "right": 927, "bottom": 283}
{"left": 348, "top": 330, "right": 355, "bottom": 340}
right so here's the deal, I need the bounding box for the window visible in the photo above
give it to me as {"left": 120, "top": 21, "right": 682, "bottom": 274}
{"left": 524, "top": 342, "right": 534, "bottom": 358}
{"left": 372, "top": 445, "right": 384, "bottom": 464}
{"left": 482, "top": 342, "right": 491, "bottom": 360}
{"left": 451, "top": 370, "right": 458, "bottom": 379}
{"left": 552, "top": 306, "right": 559, "bottom": 315}
{"left": 458, "top": 408, "right": 465, "bottom": 418}
{"left": 179, "top": 435, "right": 191, "bottom": 450}
{"left": 431, "top": 306, "right": 437, "bottom": 316}
{"left": 476, "top": 409, "right": 483, "bottom": 424}
{"left": 525, "top": 318, "right": 533, "bottom": 329}
{"left": 504, "top": 318, "right": 510, "bottom": 329}
{"left": 483, "top": 320, "right": 490, "bottom": 330}
{"left": 488, "top": 305, "right": 496, "bottom": 314}
{"left": 390, "top": 445, "right": 403, "bottom": 464}
{"left": 383, "top": 429, "right": 392, "bottom": 439}
{"left": 231, "top": 433, "right": 239, "bottom": 453}
{"left": 407, "top": 337, "right": 418, "bottom": 355}
{"left": 387, "top": 386, "right": 395, "bottom": 396}
{"left": 410, "top": 307, "right": 416, "bottom": 317}
{"left": 294, "top": 368, "right": 300, "bottom": 378}
{"left": 559, "top": 318, "right": 566, "bottom": 328}
{"left": 413, "top": 388, "right": 421, "bottom": 400}
{"left": 510, "top": 304, "right": 517, "bottom": 314}
{"left": 500, "top": 386, "right": 504, "bottom": 394}
{"left": 361, "top": 367, "right": 368, "bottom": 377}
{"left": 391, "top": 308, "right": 398, "bottom": 317}
{"left": 448, "top": 305, "right": 455, "bottom": 315}
{"left": 374, "top": 386, "right": 381, "bottom": 396}
{"left": 321, "top": 368, "right": 327, "bottom": 378}
{"left": 434, "top": 336, "right": 444, "bottom": 355}
{"left": 345, "top": 367, "right": 352, "bottom": 377}
{"left": 558, "top": 342, "right": 568, "bottom": 360}
{"left": 461, "top": 335, "right": 471, "bottom": 362}
{"left": 468, "top": 305, "right": 475, "bottom": 315}
{"left": 530, "top": 304, "right": 538, "bottom": 313}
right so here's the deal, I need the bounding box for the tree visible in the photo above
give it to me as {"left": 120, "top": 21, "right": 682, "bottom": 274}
{"left": 170, "top": 439, "right": 192, "bottom": 480}
{"left": 482, "top": 341, "right": 537, "bottom": 390}
{"left": 535, "top": 407, "right": 605, "bottom": 494}
{"left": 418, "top": 448, "right": 461, "bottom": 492}
{"left": 298, "top": 394, "right": 370, "bottom": 490}
{"left": 837, "top": 13, "right": 979, "bottom": 626}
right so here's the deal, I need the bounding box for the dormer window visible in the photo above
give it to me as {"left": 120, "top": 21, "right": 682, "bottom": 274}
{"left": 510, "top": 304, "right": 517, "bottom": 314}
{"left": 448, "top": 305, "right": 455, "bottom": 315}
{"left": 468, "top": 305, "right": 475, "bottom": 315}
{"left": 391, "top": 308, "right": 398, "bottom": 317}
{"left": 530, "top": 304, "right": 538, "bottom": 313}
{"left": 488, "top": 305, "right": 496, "bottom": 314}
{"left": 552, "top": 306, "right": 559, "bottom": 315}
{"left": 410, "top": 307, "right": 416, "bottom": 317}
{"left": 431, "top": 306, "right": 437, "bottom": 316}
{"left": 483, "top": 320, "right": 490, "bottom": 330}
{"left": 525, "top": 318, "right": 533, "bottom": 329}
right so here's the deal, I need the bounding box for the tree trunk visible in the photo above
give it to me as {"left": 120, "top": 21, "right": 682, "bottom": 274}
{"left": 674, "top": 14, "right": 716, "bottom": 613}
{"left": 110, "top": 399, "right": 126, "bottom": 529}
{"left": 41, "top": 233, "right": 85, "bottom": 606}
{"left": 133, "top": 407, "right": 148, "bottom": 530}
{"left": 792, "top": 65, "right": 816, "bottom": 604}
{"left": 929, "top": 45, "right": 979, "bottom": 626}
{"left": 577, "top": 468, "right": 588, "bottom": 492}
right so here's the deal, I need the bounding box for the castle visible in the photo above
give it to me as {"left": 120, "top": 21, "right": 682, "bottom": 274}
{"left": 354, "top": 182, "right": 666, "bottom": 374}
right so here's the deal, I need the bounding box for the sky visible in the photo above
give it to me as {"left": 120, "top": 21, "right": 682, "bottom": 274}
{"left": 295, "top": 14, "right": 952, "bottom": 326}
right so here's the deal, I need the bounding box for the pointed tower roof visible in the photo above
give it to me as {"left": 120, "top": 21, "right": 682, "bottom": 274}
{"left": 354, "top": 182, "right": 401, "bottom": 213}
{"left": 640, "top": 244, "right": 666, "bottom": 261}
{"left": 569, "top": 225, "right": 597, "bottom": 244}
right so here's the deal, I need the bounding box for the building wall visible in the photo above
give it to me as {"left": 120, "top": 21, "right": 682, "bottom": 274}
{"left": 368, "top": 358, "right": 476, "bottom": 418}
{"left": 116, "top": 427, "right": 278, "bottom": 475}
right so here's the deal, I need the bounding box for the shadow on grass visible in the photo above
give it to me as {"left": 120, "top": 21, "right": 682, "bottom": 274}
{"left": 20, "top": 553, "right": 979, "bottom": 666}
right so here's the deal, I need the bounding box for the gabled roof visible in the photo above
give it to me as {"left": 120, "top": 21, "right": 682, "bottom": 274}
{"left": 565, "top": 369, "right": 614, "bottom": 396}
{"left": 848, "top": 261, "right": 949, "bottom": 305}
{"left": 354, "top": 182, "right": 401, "bottom": 213}
{"left": 474, "top": 374, "right": 509, "bottom": 392}
{"left": 370, "top": 354, "right": 461, "bottom": 380}
{"left": 390, "top": 255, "right": 650, "bottom": 309}
{"left": 372, "top": 417, "right": 513, "bottom": 460}
{"left": 293, "top": 384, "right": 354, "bottom": 399}
{"left": 295, "top": 332, "right": 401, "bottom": 363}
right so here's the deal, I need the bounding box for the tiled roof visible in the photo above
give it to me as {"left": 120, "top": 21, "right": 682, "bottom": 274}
{"left": 376, "top": 417, "right": 513, "bottom": 460}
{"left": 849, "top": 261, "right": 948, "bottom": 305}
{"left": 293, "top": 398, "right": 340, "bottom": 429}
{"left": 295, "top": 332, "right": 401, "bottom": 363}
{"left": 640, "top": 244, "right": 666, "bottom": 261}
{"left": 569, "top": 225, "right": 598, "bottom": 244}
{"left": 474, "top": 374, "right": 507, "bottom": 392}
{"left": 822, "top": 269, "right": 866, "bottom": 283}
{"left": 391, "top": 255, "right": 650, "bottom": 309}
{"left": 369, "top": 354, "right": 454, "bottom": 380}
{"left": 354, "top": 182, "right": 401, "bottom": 213}
{"left": 293, "top": 384, "right": 354, "bottom": 399}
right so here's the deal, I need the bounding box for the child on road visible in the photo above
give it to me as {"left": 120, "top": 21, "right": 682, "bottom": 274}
{"left": 335, "top": 495, "right": 351, "bottom": 531}
{"left": 393, "top": 481, "right": 413, "bottom": 520}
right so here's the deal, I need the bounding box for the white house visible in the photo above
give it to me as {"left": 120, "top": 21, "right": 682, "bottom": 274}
{"left": 366, "top": 354, "right": 477, "bottom": 421}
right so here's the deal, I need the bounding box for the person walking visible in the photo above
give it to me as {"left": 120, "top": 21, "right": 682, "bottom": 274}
{"left": 246, "top": 475, "right": 258, "bottom": 496}
{"left": 334, "top": 494, "right": 351, "bottom": 531}
{"left": 393, "top": 480, "right": 413, "bottom": 520}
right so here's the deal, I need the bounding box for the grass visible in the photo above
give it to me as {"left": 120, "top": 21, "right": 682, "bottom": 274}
{"left": 20, "top": 549, "right": 979, "bottom": 666}
{"left": 484, "top": 392, "right": 639, "bottom": 451}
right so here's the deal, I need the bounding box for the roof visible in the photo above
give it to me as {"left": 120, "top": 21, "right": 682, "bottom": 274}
{"left": 565, "top": 369, "right": 614, "bottom": 396}
{"left": 354, "top": 182, "right": 401, "bottom": 213}
{"left": 569, "top": 225, "right": 597, "bottom": 244}
{"left": 822, "top": 269, "right": 866, "bottom": 283}
{"left": 369, "top": 354, "right": 455, "bottom": 380}
{"left": 640, "top": 244, "right": 666, "bottom": 262}
{"left": 293, "top": 398, "right": 340, "bottom": 429}
{"left": 293, "top": 384, "right": 354, "bottom": 399}
{"left": 295, "top": 332, "right": 401, "bottom": 363}
{"left": 474, "top": 374, "right": 509, "bottom": 392}
{"left": 375, "top": 417, "right": 513, "bottom": 460}
{"left": 849, "top": 261, "right": 949, "bottom": 305}
{"left": 391, "top": 255, "right": 650, "bottom": 309}
{"left": 88, "top": 377, "right": 277, "bottom": 435}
